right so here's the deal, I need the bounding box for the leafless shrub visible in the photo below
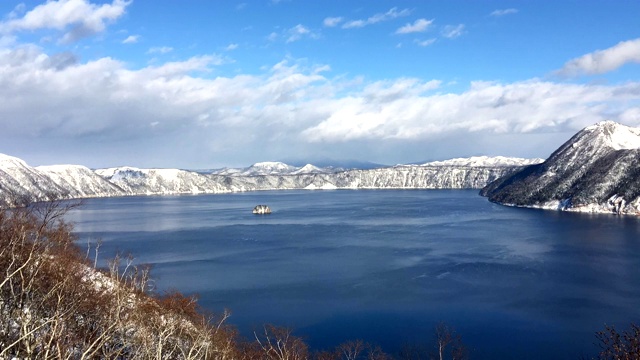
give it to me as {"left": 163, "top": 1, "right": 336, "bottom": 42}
{"left": 596, "top": 323, "right": 640, "bottom": 360}
{"left": 252, "top": 324, "right": 309, "bottom": 360}
{"left": 0, "top": 199, "right": 238, "bottom": 359}
{"left": 305, "top": 339, "right": 393, "bottom": 360}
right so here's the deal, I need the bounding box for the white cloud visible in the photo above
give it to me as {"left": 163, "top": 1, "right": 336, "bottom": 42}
{"left": 0, "top": 0, "right": 131, "bottom": 43}
{"left": 342, "top": 7, "right": 411, "bottom": 29}
{"left": 7, "top": 3, "right": 27, "bottom": 19}
{"left": 1, "top": 44, "right": 639, "bottom": 167}
{"left": 490, "top": 9, "right": 518, "bottom": 17}
{"left": 441, "top": 24, "right": 465, "bottom": 39}
{"left": 301, "top": 79, "right": 630, "bottom": 142}
{"left": 0, "top": 47, "right": 244, "bottom": 141}
{"left": 414, "top": 38, "right": 436, "bottom": 47}
{"left": 225, "top": 43, "right": 239, "bottom": 51}
{"left": 557, "top": 38, "right": 640, "bottom": 77}
{"left": 271, "top": 24, "right": 320, "bottom": 43}
{"left": 619, "top": 107, "right": 640, "bottom": 126}
{"left": 122, "top": 35, "right": 139, "bottom": 44}
{"left": 0, "top": 35, "right": 17, "bottom": 47}
{"left": 343, "top": 20, "right": 365, "bottom": 29}
{"left": 323, "top": 17, "right": 343, "bottom": 27}
{"left": 147, "top": 46, "right": 173, "bottom": 54}
{"left": 141, "top": 55, "right": 225, "bottom": 76}
{"left": 286, "top": 24, "right": 310, "bottom": 43}
{"left": 396, "top": 18, "right": 433, "bottom": 34}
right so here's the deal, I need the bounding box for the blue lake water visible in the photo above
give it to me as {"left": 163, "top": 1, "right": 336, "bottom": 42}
{"left": 66, "top": 189, "right": 640, "bottom": 359}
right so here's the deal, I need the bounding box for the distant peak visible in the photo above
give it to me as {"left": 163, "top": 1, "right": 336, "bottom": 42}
{"left": 299, "top": 164, "right": 319, "bottom": 169}
{"left": 592, "top": 120, "right": 618, "bottom": 126}
{"left": 585, "top": 120, "right": 632, "bottom": 133}
{"left": 0, "top": 153, "right": 30, "bottom": 169}
{"left": 584, "top": 121, "right": 640, "bottom": 150}
{"left": 250, "top": 161, "right": 290, "bottom": 168}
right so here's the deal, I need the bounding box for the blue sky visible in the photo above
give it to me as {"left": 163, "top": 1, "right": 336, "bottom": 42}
{"left": 1, "top": 0, "right": 639, "bottom": 168}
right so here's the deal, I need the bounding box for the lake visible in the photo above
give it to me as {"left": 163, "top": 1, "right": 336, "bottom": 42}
{"left": 66, "top": 189, "right": 640, "bottom": 359}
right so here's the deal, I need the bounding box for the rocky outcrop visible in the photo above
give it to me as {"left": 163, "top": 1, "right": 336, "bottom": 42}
{"left": 252, "top": 205, "right": 272, "bottom": 214}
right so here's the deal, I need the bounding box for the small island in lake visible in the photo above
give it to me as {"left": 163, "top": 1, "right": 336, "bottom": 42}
{"left": 253, "top": 205, "right": 272, "bottom": 214}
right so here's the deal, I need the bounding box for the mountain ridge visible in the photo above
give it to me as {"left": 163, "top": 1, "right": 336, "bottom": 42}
{"left": 5, "top": 121, "right": 639, "bottom": 215}
{"left": 481, "top": 121, "right": 640, "bottom": 215}
{"left": 0, "top": 154, "right": 537, "bottom": 207}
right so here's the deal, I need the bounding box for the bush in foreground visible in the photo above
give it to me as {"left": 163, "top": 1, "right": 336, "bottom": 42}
{"left": 596, "top": 323, "right": 640, "bottom": 360}
{"left": 0, "top": 201, "right": 237, "bottom": 359}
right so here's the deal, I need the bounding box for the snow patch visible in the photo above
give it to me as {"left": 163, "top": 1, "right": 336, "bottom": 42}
{"left": 152, "top": 168, "right": 183, "bottom": 182}
{"left": 304, "top": 182, "right": 338, "bottom": 190}
{"left": 291, "top": 164, "right": 323, "bottom": 175}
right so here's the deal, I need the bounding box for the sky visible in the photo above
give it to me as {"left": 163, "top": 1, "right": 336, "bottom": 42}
{"left": 0, "top": 0, "right": 639, "bottom": 169}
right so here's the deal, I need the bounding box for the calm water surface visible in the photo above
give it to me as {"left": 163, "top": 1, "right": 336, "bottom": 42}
{"left": 66, "top": 190, "right": 640, "bottom": 359}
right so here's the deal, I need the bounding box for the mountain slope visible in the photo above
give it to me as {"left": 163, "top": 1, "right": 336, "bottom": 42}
{"left": 481, "top": 121, "right": 640, "bottom": 214}
{"left": 96, "top": 167, "right": 229, "bottom": 195}
{"left": 423, "top": 156, "right": 544, "bottom": 167}
{"left": 0, "top": 152, "right": 539, "bottom": 207}
{"left": 37, "top": 165, "right": 125, "bottom": 198}
{"left": 209, "top": 160, "right": 533, "bottom": 192}
{"left": 0, "top": 154, "right": 72, "bottom": 206}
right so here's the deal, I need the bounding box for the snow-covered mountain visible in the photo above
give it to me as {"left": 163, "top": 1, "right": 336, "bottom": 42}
{"left": 37, "top": 165, "right": 124, "bottom": 199}
{"left": 96, "top": 167, "right": 229, "bottom": 195}
{"left": 211, "top": 162, "right": 334, "bottom": 176}
{"left": 100, "top": 159, "right": 532, "bottom": 194}
{"left": 0, "top": 154, "right": 71, "bottom": 206}
{"left": 423, "top": 156, "right": 544, "bottom": 167}
{"left": 0, "top": 152, "right": 537, "bottom": 207}
{"left": 290, "top": 164, "right": 327, "bottom": 175}
{"left": 481, "top": 121, "right": 640, "bottom": 214}
{"left": 5, "top": 120, "right": 638, "bottom": 215}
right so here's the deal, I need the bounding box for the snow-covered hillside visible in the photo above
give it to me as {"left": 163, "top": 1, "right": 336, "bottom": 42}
{"left": 482, "top": 121, "right": 640, "bottom": 214}
{"left": 0, "top": 154, "right": 78, "bottom": 206}
{"left": 96, "top": 167, "right": 229, "bottom": 195}
{"left": 423, "top": 156, "right": 544, "bottom": 167}
{"left": 0, "top": 152, "right": 537, "bottom": 207}
{"left": 87, "top": 159, "right": 533, "bottom": 195}
{"left": 37, "top": 165, "right": 124, "bottom": 198}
